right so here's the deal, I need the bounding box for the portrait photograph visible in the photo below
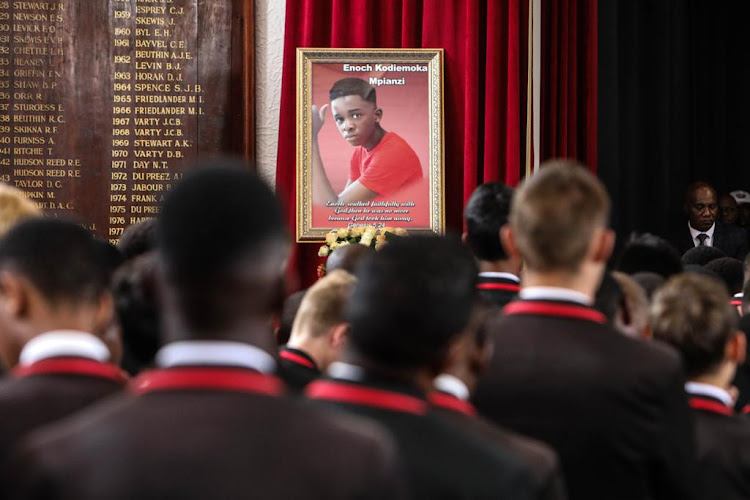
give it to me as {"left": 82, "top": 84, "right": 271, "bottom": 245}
{"left": 296, "top": 49, "right": 444, "bottom": 241}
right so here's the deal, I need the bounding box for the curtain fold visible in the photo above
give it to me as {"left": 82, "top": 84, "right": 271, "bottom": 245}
{"left": 275, "top": 0, "right": 528, "bottom": 289}
{"left": 599, "top": 0, "right": 750, "bottom": 248}
{"left": 540, "top": 0, "right": 597, "bottom": 170}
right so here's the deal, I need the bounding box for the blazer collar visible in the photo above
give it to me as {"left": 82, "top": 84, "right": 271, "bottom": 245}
{"left": 685, "top": 382, "right": 733, "bottom": 416}
{"left": 131, "top": 366, "right": 284, "bottom": 396}
{"left": 428, "top": 390, "right": 477, "bottom": 417}
{"left": 503, "top": 299, "right": 606, "bottom": 324}
{"left": 306, "top": 378, "right": 428, "bottom": 415}
{"left": 14, "top": 357, "right": 128, "bottom": 384}
{"left": 279, "top": 346, "right": 319, "bottom": 371}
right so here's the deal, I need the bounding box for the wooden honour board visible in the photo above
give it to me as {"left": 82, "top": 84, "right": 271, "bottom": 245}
{"left": 0, "top": 0, "right": 253, "bottom": 243}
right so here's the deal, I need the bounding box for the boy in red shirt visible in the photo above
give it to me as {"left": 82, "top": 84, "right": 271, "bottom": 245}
{"left": 312, "top": 78, "right": 422, "bottom": 204}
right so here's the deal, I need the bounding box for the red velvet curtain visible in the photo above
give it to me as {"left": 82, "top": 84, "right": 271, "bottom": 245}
{"left": 275, "top": 0, "right": 528, "bottom": 290}
{"left": 540, "top": 0, "right": 597, "bottom": 171}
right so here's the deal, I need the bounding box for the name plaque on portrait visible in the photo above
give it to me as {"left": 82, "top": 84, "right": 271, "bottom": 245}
{"left": 0, "top": 0, "right": 252, "bottom": 243}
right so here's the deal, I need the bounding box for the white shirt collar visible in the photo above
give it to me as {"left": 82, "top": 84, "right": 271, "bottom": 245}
{"left": 19, "top": 330, "right": 110, "bottom": 366}
{"left": 156, "top": 341, "right": 276, "bottom": 373}
{"left": 685, "top": 381, "right": 733, "bottom": 407}
{"left": 734, "top": 292, "right": 743, "bottom": 299}
{"left": 327, "top": 361, "right": 365, "bottom": 381}
{"left": 688, "top": 221, "right": 715, "bottom": 247}
{"left": 434, "top": 374, "right": 470, "bottom": 401}
{"left": 478, "top": 272, "right": 520, "bottom": 283}
{"left": 519, "top": 286, "right": 592, "bottom": 306}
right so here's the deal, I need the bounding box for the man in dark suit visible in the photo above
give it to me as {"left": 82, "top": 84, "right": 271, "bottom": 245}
{"left": 463, "top": 182, "right": 522, "bottom": 308}
{"left": 651, "top": 273, "right": 750, "bottom": 499}
{"left": 474, "top": 161, "right": 696, "bottom": 500}
{"left": 670, "top": 182, "right": 748, "bottom": 260}
{"left": 430, "top": 299, "right": 567, "bottom": 500}
{"left": 279, "top": 270, "right": 355, "bottom": 392}
{"left": 0, "top": 220, "right": 125, "bottom": 487}
{"left": 9, "top": 165, "right": 403, "bottom": 500}
{"left": 307, "top": 236, "right": 534, "bottom": 499}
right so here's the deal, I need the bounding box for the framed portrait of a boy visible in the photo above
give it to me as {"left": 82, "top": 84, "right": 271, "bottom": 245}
{"left": 296, "top": 48, "right": 445, "bottom": 241}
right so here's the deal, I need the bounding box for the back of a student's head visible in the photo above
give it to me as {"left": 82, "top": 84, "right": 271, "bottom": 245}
{"left": 158, "top": 161, "right": 288, "bottom": 335}
{"left": 117, "top": 218, "right": 158, "bottom": 261}
{"left": 611, "top": 271, "right": 650, "bottom": 338}
{"left": 594, "top": 272, "right": 625, "bottom": 324}
{"left": 277, "top": 290, "right": 306, "bottom": 345}
{"left": 0, "top": 183, "right": 42, "bottom": 238}
{"left": 616, "top": 234, "right": 683, "bottom": 278}
{"left": 291, "top": 270, "right": 356, "bottom": 341}
{"left": 348, "top": 235, "right": 477, "bottom": 371}
{"left": 681, "top": 245, "right": 725, "bottom": 267}
{"left": 705, "top": 257, "right": 744, "bottom": 295}
{"left": 631, "top": 272, "right": 666, "bottom": 302}
{"left": 113, "top": 251, "right": 160, "bottom": 375}
{"left": 742, "top": 281, "right": 750, "bottom": 317}
{"left": 0, "top": 218, "right": 115, "bottom": 307}
{"left": 325, "top": 244, "right": 373, "bottom": 275}
{"left": 464, "top": 182, "right": 513, "bottom": 262}
{"left": 651, "top": 274, "right": 738, "bottom": 378}
{"left": 510, "top": 160, "right": 610, "bottom": 272}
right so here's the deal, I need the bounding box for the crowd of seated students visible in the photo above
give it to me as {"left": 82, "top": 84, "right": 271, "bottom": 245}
{"left": 0, "top": 160, "right": 749, "bottom": 499}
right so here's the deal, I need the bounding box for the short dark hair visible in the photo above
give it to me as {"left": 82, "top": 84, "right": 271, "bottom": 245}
{"left": 651, "top": 274, "right": 737, "bottom": 377}
{"left": 616, "top": 234, "right": 683, "bottom": 278}
{"left": 464, "top": 182, "right": 513, "bottom": 261}
{"left": 113, "top": 252, "right": 160, "bottom": 375}
{"left": 593, "top": 272, "right": 624, "bottom": 324}
{"left": 705, "top": 257, "right": 744, "bottom": 295}
{"left": 742, "top": 280, "right": 750, "bottom": 316}
{"left": 118, "top": 218, "right": 158, "bottom": 261}
{"left": 329, "top": 78, "right": 377, "bottom": 104}
{"left": 0, "top": 219, "right": 118, "bottom": 305}
{"left": 681, "top": 245, "right": 725, "bottom": 267}
{"left": 158, "top": 161, "right": 288, "bottom": 330}
{"left": 630, "top": 272, "right": 665, "bottom": 301}
{"left": 326, "top": 244, "right": 373, "bottom": 274}
{"left": 348, "top": 235, "right": 477, "bottom": 368}
{"left": 278, "top": 290, "right": 306, "bottom": 345}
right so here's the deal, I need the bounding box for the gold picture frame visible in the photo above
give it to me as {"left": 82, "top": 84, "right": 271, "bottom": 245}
{"left": 296, "top": 48, "right": 445, "bottom": 242}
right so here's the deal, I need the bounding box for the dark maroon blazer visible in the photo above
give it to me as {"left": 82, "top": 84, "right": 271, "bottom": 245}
{"left": 0, "top": 356, "right": 126, "bottom": 493}
{"left": 687, "top": 391, "right": 750, "bottom": 500}
{"left": 430, "top": 390, "right": 567, "bottom": 500}
{"left": 278, "top": 346, "right": 320, "bottom": 393}
{"left": 307, "top": 375, "right": 535, "bottom": 500}
{"left": 9, "top": 365, "right": 403, "bottom": 500}
{"left": 476, "top": 274, "right": 521, "bottom": 309}
{"left": 474, "top": 299, "right": 697, "bottom": 500}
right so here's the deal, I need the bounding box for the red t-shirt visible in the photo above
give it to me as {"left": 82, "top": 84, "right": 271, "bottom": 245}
{"left": 349, "top": 132, "right": 423, "bottom": 198}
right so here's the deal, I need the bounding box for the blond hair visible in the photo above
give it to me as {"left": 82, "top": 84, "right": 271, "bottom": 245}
{"left": 291, "top": 270, "right": 356, "bottom": 338}
{"left": 510, "top": 160, "right": 610, "bottom": 272}
{"left": 651, "top": 273, "right": 736, "bottom": 377}
{"left": 0, "top": 183, "right": 42, "bottom": 237}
